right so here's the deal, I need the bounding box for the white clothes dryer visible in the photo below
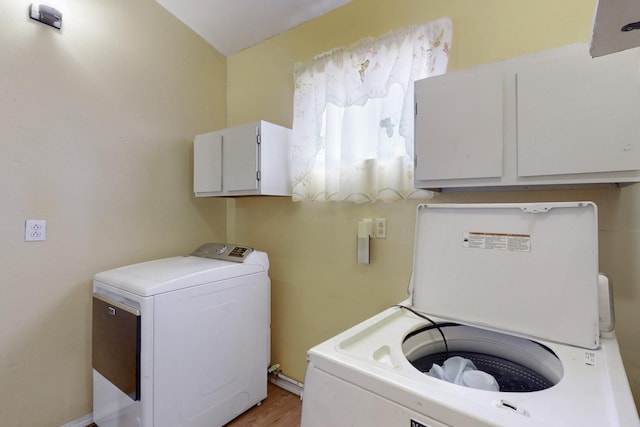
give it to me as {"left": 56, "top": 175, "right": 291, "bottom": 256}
{"left": 301, "top": 202, "right": 639, "bottom": 427}
{"left": 92, "top": 243, "right": 270, "bottom": 427}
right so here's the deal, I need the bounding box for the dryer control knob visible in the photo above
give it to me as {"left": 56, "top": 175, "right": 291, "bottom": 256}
{"left": 216, "top": 245, "right": 228, "bottom": 255}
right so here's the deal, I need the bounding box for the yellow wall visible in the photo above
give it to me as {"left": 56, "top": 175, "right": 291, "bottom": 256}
{"left": 226, "top": 0, "right": 640, "bottom": 410}
{"left": 0, "top": 0, "right": 228, "bottom": 425}
{"left": 2, "top": 0, "right": 638, "bottom": 424}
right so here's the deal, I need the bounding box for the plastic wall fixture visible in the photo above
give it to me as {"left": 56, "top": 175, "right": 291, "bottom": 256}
{"left": 30, "top": 3, "right": 64, "bottom": 29}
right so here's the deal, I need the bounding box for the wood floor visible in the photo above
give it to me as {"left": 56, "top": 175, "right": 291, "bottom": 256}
{"left": 87, "top": 382, "right": 302, "bottom": 427}
{"left": 225, "top": 382, "right": 302, "bottom": 426}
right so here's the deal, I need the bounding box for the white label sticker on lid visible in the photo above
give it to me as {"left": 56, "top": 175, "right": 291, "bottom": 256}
{"left": 463, "top": 232, "right": 531, "bottom": 252}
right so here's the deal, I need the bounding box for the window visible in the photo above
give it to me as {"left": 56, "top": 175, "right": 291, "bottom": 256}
{"left": 291, "top": 17, "right": 452, "bottom": 203}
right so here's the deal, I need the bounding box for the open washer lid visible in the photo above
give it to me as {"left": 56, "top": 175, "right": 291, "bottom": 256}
{"left": 410, "top": 202, "right": 600, "bottom": 349}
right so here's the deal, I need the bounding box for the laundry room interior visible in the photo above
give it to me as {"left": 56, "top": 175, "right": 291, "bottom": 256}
{"left": 2, "top": 0, "right": 640, "bottom": 425}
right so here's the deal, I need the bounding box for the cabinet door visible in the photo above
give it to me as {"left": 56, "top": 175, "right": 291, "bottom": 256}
{"left": 590, "top": 0, "right": 640, "bottom": 57}
{"left": 414, "top": 66, "right": 504, "bottom": 181}
{"left": 223, "top": 123, "right": 259, "bottom": 193}
{"left": 517, "top": 47, "right": 640, "bottom": 177}
{"left": 194, "top": 131, "right": 223, "bottom": 194}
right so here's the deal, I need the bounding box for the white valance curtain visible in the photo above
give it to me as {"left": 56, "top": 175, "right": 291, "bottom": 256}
{"left": 291, "top": 17, "right": 453, "bottom": 203}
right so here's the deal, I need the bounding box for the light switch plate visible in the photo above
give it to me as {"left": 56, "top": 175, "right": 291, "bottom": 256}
{"left": 375, "top": 218, "right": 387, "bottom": 239}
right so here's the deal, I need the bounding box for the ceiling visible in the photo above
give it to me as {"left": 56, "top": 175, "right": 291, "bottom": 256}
{"left": 154, "top": 0, "right": 352, "bottom": 56}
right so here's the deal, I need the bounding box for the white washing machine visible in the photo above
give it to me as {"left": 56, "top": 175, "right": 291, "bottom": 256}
{"left": 301, "top": 202, "right": 640, "bottom": 427}
{"left": 92, "top": 243, "right": 270, "bottom": 427}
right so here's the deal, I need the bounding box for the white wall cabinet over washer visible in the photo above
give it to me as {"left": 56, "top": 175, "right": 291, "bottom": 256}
{"left": 414, "top": 43, "right": 640, "bottom": 191}
{"left": 194, "top": 120, "right": 291, "bottom": 197}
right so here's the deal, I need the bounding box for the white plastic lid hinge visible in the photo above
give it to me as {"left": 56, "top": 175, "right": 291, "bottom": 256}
{"left": 520, "top": 205, "right": 551, "bottom": 213}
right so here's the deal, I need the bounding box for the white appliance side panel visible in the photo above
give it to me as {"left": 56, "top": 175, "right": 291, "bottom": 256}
{"left": 411, "top": 202, "right": 600, "bottom": 349}
{"left": 153, "top": 273, "right": 270, "bottom": 427}
{"left": 517, "top": 46, "right": 640, "bottom": 177}
{"left": 301, "top": 365, "right": 452, "bottom": 427}
{"left": 93, "top": 370, "right": 143, "bottom": 427}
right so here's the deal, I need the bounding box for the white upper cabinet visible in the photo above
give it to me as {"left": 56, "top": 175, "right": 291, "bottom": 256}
{"left": 194, "top": 120, "right": 291, "bottom": 197}
{"left": 414, "top": 65, "right": 504, "bottom": 182}
{"left": 414, "top": 43, "right": 640, "bottom": 191}
{"left": 516, "top": 47, "right": 640, "bottom": 177}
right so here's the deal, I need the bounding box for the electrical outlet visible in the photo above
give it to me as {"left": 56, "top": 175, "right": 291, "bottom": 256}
{"left": 375, "top": 218, "right": 387, "bottom": 239}
{"left": 25, "top": 219, "right": 46, "bottom": 242}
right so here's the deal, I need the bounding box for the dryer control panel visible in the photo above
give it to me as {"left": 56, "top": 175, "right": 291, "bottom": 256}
{"left": 190, "top": 243, "right": 254, "bottom": 263}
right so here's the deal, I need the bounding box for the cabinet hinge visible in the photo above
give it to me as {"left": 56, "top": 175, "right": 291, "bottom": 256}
{"left": 256, "top": 126, "right": 261, "bottom": 144}
{"left": 415, "top": 102, "right": 418, "bottom": 116}
{"left": 256, "top": 170, "right": 261, "bottom": 181}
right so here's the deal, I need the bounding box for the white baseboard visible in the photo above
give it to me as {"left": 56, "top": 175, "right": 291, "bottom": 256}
{"left": 60, "top": 413, "right": 93, "bottom": 427}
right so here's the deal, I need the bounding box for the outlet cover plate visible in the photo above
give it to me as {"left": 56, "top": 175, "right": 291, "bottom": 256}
{"left": 25, "top": 219, "right": 46, "bottom": 241}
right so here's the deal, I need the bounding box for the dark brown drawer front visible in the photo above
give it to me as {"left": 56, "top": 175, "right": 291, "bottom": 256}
{"left": 92, "top": 295, "right": 141, "bottom": 401}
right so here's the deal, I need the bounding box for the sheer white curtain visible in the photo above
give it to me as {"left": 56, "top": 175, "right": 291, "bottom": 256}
{"left": 291, "top": 17, "right": 452, "bottom": 203}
